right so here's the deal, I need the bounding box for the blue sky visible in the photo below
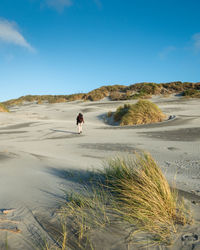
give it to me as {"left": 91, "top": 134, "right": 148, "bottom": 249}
{"left": 0, "top": 0, "right": 200, "bottom": 101}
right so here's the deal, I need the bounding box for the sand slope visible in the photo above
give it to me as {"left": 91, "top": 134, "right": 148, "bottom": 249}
{"left": 0, "top": 95, "right": 199, "bottom": 249}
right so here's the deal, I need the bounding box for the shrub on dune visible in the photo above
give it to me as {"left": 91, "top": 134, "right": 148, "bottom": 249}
{"left": 48, "top": 97, "right": 67, "bottom": 104}
{"left": 114, "top": 99, "right": 166, "bottom": 126}
{"left": 0, "top": 103, "right": 9, "bottom": 112}
{"left": 183, "top": 89, "right": 200, "bottom": 98}
{"left": 110, "top": 91, "right": 128, "bottom": 100}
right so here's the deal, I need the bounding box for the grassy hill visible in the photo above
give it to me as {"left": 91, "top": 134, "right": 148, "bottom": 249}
{"left": 2, "top": 81, "right": 200, "bottom": 108}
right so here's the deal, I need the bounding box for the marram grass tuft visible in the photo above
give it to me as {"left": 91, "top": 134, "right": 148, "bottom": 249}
{"left": 41, "top": 152, "right": 191, "bottom": 249}
{"left": 114, "top": 99, "right": 166, "bottom": 126}
{"left": 103, "top": 152, "right": 191, "bottom": 244}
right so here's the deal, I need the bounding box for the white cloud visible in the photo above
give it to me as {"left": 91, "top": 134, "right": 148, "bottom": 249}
{"left": 0, "top": 19, "right": 35, "bottom": 52}
{"left": 45, "top": 0, "right": 73, "bottom": 12}
{"left": 192, "top": 33, "right": 200, "bottom": 51}
{"left": 34, "top": 0, "right": 101, "bottom": 12}
{"left": 159, "top": 46, "right": 176, "bottom": 60}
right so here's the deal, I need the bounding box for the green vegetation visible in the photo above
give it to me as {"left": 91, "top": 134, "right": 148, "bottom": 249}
{"left": 114, "top": 100, "right": 166, "bottom": 126}
{"left": 2, "top": 82, "right": 200, "bottom": 107}
{"left": 2, "top": 94, "right": 85, "bottom": 107}
{"left": 183, "top": 89, "right": 200, "bottom": 98}
{"left": 40, "top": 153, "right": 190, "bottom": 249}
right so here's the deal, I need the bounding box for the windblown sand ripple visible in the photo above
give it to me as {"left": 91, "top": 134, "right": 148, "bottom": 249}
{"left": 139, "top": 127, "right": 200, "bottom": 141}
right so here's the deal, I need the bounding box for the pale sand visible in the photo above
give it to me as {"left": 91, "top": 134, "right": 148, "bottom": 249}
{"left": 0, "top": 95, "right": 199, "bottom": 249}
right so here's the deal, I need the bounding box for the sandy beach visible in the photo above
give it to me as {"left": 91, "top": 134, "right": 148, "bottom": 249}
{"left": 0, "top": 95, "right": 200, "bottom": 249}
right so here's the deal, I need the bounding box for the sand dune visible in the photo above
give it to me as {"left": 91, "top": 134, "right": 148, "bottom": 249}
{"left": 0, "top": 95, "right": 199, "bottom": 249}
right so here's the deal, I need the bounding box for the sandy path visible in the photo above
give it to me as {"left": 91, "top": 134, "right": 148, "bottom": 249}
{"left": 0, "top": 96, "right": 199, "bottom": 249}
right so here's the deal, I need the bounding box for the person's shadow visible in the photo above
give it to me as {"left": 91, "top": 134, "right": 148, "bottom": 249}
{"left": 50, "top": 129, "right": 78, "bottom": 135}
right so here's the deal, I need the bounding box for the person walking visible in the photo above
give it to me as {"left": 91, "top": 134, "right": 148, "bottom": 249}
{"left": 76, "top": 113, "right": 84, "bottom": 134}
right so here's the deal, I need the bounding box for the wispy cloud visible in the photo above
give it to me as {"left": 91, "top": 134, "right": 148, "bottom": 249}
{"left": 0, "top": 19, "right": 35, "bottom": 52}
{"left": 42, "top": 0, "right": 102, "bottom": 12}
{"left": 192, "top": 33, "right": 200, "bottom": 52}
{"left": 159, "top": 46, "right": 176, "bottom": 60}
{"left": 44, "top": 0, "right": 73, "bottom": 12}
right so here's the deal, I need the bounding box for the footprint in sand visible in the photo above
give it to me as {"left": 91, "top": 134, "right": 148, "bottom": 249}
{"left": 182, "top": 233, "right": 200, "bottom": 246}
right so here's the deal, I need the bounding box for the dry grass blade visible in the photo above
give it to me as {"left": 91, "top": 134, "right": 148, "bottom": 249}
{"left": 55, "top": 187, "right": 111, "bottom": 249}
{"left": 103, "top": 152, "right": 190, "bottom": 244}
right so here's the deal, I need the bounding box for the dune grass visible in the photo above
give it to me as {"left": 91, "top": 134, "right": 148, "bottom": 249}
{"left": 0, "top": 103, "right": 9, "bottom": 112}
{"left": 46, "top": 187, "right": 111, "bottom": 250}
{"left": 41, "top": 152, "right": 191, "bottom": 249}
{"left": 114, "top": 99, "right": 166, "bottom": 126}
{"left": 103, "top": 153, "right": 191, "bottom": 244}
{"left": 2, "top": 82, "right": 200, "bottom": 106}
{"left": 183, "top": 89, "right": 200, "bottom": 98}
{"left": 107, "top": 111, "right": 113, "bottom": 118}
